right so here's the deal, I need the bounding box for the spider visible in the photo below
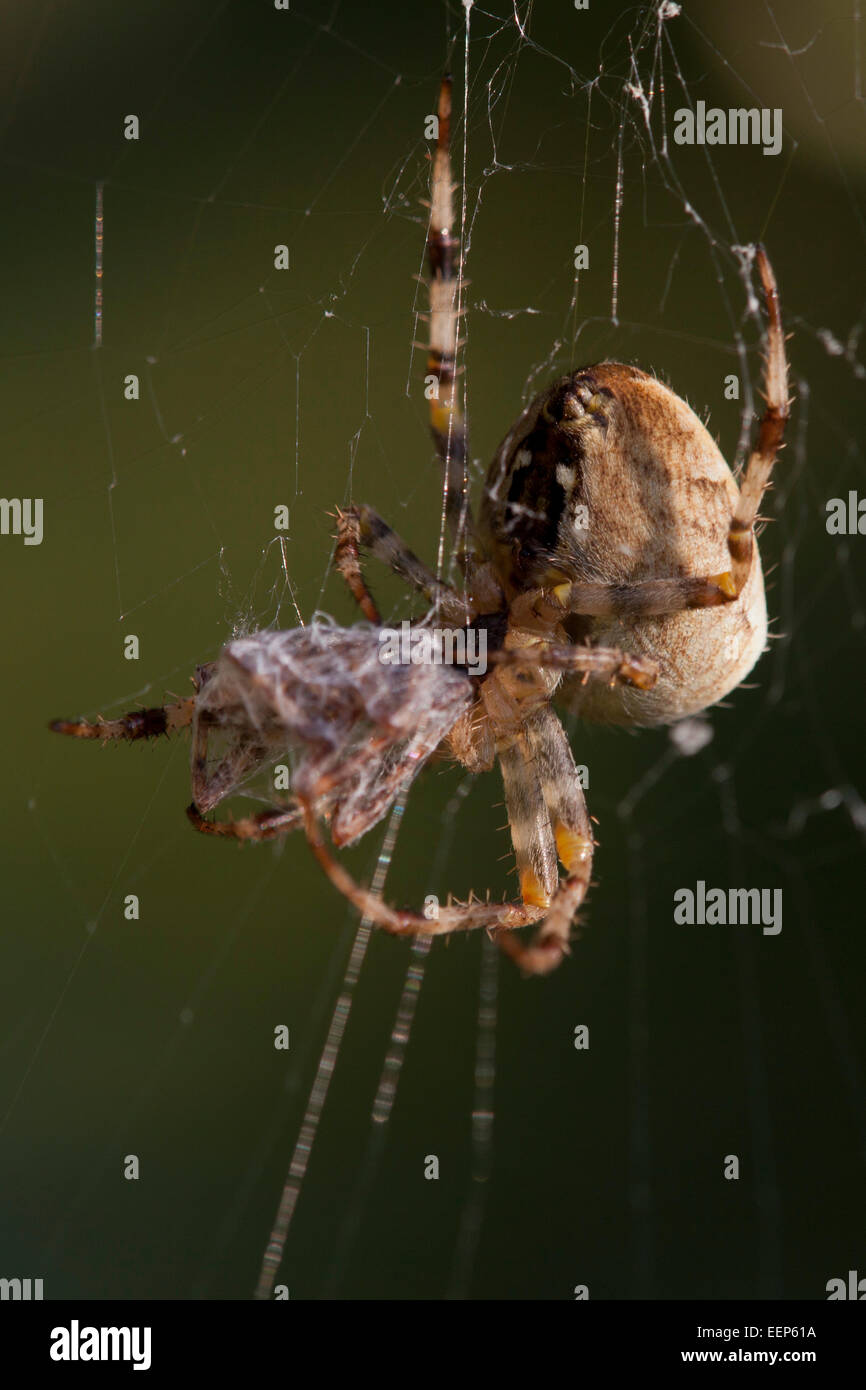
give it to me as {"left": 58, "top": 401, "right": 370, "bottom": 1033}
{"left": 52, "top": 77, "right": 790, "bottom": 975}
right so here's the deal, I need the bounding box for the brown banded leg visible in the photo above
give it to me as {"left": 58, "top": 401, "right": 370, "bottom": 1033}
{"left": 333, "top": 77, "right": 495, "bottom": 620}
{"left": 334, "top": 505, "right": 382, "bottom": 624}
{"left": 498, "top": 708, "right": 594, "bottom": 976}
{"left": 299, "top": 798, "right": 545, "bottom": 938}
{"left": 50, "top": 696, "right": 196, "bottom": 742}
{"left": 522, "top": 573, "right": 740, "bottom": 629}
{"left": 426, "top": 75, "right": 473, "bottom": 549}
{"left": 335, "top": 503, "right": 473, "bottom": 625}
{"left": 726, "top": 246, "right": 790, "bottom": 593}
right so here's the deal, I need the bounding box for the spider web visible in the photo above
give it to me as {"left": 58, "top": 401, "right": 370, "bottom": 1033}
{"left": 3, "top": 0, "right": 866, "bottom": 1301}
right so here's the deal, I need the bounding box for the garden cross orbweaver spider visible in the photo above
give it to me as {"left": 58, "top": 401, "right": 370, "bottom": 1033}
{"left": 52, "top": 78, "right": 790, "bottom": 976}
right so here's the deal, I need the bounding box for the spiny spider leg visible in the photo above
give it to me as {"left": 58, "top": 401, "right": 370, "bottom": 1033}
{"left": 498, "top": 708, "right": 594, "bottom": 976}
{"left": 333, "top": 505, "right": 382, "bottom": 625}
{"left": 427, "top": 74, "right": 474, "bottom": 554}
{"left": 498, "top": 736, "right": 559, "bottom": 911}
{"left": 334, "top": 504, "right": 472, "bottom": 626}
{"left": 50, "top": 696, "right": 196, "bottom": 742}
{"left": 298, "top": 797, "right": 547, "bottom": 941}
{"left": 333, "top": 78, "right": 506, "bottom": 627}
{"left": 726, "top": 246, "right": 790, "bottom": 593}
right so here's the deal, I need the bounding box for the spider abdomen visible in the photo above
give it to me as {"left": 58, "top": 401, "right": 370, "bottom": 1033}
{"left": 483, "top": 363, "right": 768, "bottom": 726}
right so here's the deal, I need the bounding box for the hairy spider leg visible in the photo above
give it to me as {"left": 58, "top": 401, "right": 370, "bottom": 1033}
{"left": 50, "top": 696, "right": 196, "bottom": 742}
{"left": 498, "top": 736, "right": 559, "bottom": 910}
{"left": 334, "top": 503, "right": 472, "bottom": 627}
{"left": 498, "top": 708, "right": 595, "bottom": 975}
{"left": 726, "top": 246, "right": 791, "bottom": 594}
{"left": 298, "top": 796, "right": 546, "bottom": 940}
{"left": 334, "top": 76, "right": 505, "bottom": 621}
{"left": 427, "top": 74, "right": 472, "bottom": 550}
{"left": 525, "top": 574, "right": 741, "bottom": 626}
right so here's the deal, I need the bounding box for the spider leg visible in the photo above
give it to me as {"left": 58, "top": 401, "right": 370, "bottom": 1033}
{"left": 299, "top": 797, "right": 545, "bottom": 937}
{"left": 522, "top": 573, "right": 741, "bottom": 627}
{"left": 186, "top": 801, "right": 302, "bottom": 841}
{"left": 498, "top": 736, "right": 559, "bottom": 911}
{"left": 498, "top": 708, "right": 594, "bottom": 976}
{"left": 333, "top": 77, "right": 504, "bottom": 619}
{"left": 726, "top": 246, "right": 790, "bottom": 593}
{"left": 427, "top": 74, "right": 473, "bottom": 552}
{"left": 334, "top": 503, "right": 472, "bottom": 625}
{"left": 490, "top": 641, "right": 658, "bottom": 691}
{"left": 50, "top": 696, "right": 196, "bottom": 742}
{"left": 333, "top": 505, "right": 382, "bottom": 623}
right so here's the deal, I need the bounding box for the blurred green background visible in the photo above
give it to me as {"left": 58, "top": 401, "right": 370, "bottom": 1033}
{"left": 1, "top": 0, "right": 864, "bottom": 1300}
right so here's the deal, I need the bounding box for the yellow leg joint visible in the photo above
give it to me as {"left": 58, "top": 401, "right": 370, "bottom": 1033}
{"left": 430, "top": 400, "right": 456, "bottom": 434}
{"left": 555, "top": 825, "right": 591, "bottom": 872}
{"left": 709, "top": 571, "right": 738, "bottom": 599}
{"left": 520, "top": 868, "right": 551, "bottom": 909}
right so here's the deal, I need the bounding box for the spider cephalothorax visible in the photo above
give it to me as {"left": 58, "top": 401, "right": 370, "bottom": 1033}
{"left": 52, "top": 77, "right": 789, "bottom": 976}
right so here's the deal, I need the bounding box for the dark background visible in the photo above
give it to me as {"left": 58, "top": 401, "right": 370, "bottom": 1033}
{"left": 1, "top": 0, "right": 864, "bottom": 1299}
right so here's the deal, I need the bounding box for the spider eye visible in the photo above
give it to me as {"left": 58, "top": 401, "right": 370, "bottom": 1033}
{"left": 544, "top": 375, "right": 613, "bottom": 427}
